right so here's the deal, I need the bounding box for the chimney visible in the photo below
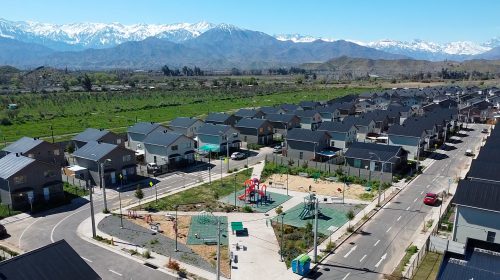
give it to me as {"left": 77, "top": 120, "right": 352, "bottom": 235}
{"left": 15, "top": 153, "right": 19, "bottom": 157}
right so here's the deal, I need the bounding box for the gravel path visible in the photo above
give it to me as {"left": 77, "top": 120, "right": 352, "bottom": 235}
{"left": 98, "top": 215, "right": 215, "bottom": 273}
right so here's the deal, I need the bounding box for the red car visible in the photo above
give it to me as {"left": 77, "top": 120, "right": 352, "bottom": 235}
{"left": 423, "top": 193, "right": 438, "bottom": 206}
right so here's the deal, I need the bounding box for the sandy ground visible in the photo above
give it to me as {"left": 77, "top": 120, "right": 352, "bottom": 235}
{"left": 264, "top": 174, "right": 367, "bottom": 200}
{"left": 127, "top": 215, "right": 230, "bottom": 277}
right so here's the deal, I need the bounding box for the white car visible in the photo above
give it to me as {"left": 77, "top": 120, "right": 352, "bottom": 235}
{"left": 230, "top": 152, "right": 246, "bottom": 160}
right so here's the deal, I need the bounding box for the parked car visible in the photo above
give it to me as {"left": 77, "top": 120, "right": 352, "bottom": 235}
{"left": 231, "top": 152, "right": 246, "bottom": 160}
{"left": 147, "top": 162, "right": 159, "bottom": 174}
{"left": 481, "top": 128, "right": 489, "bottom": 134}
{"left": 465, "top": 149, "right": 474, "bottom": 156}
{"left": 0, "top": 224, "right": 7, "bottom": 237}
{"left": 423, "top": 193, "right": 438, "bottom": 206}
{"left": 273, "top": 145, "right": 282, "bottom": 153}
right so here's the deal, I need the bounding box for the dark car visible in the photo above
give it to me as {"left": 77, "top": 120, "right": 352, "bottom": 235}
{"left": 423, "top": 193, "right": 438, "bottom": 206}
{"left": 0, "top": 224, "right": 7, "bottom": 237}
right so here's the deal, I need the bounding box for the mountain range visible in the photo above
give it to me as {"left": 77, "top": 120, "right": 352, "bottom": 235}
{"left": 0, "top": 18, "right": 499, "bottom": 69}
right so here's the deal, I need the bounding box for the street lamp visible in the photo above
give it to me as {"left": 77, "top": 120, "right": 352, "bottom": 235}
{"left": 368, "top": 152, "right": 399, "bottom": 207}
{"left": 118, "top": 174, "right": 124, "bottom": 229}
{"left": 92, "top": 155, "right": 112, "bottom": 212}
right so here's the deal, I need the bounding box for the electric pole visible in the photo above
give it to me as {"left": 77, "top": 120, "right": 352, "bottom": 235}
{"left": 313, "top": 196, "right": 319, "bottom": 263}
{"left": 216, "top": 217, "right": 221, "bottom": 280}
{"left": 87, "top": 179, "right": 96, "bottom": 238}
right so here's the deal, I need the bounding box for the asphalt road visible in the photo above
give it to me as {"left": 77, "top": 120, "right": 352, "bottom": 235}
{"left": 313, "top": 124, "right": 487, "bottom": 280}
{"left": 3, "top": 148, "right": 270, "bottom": 280}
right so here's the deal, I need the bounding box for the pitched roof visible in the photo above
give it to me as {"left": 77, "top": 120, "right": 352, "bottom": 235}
{"left": 169, "top": 117, "right": 200, "bottom": 128}
{"left": 467, "top": 160, "right": 500, "bottom": 183}
{"left": 3, "top": 137, "right": 43, "bottom": 154}
{"left": 235, "top": 118, "right": 268, "bottom": 129}
{"left": 197, "top": 123, "right": 233, "bottom": 136}
{"left": 72, "top": 141, "right": 117, "bottom": 161}
{"left": 72, "top": 128, "right": 109, "bottom": 142}
{"left": 453, "top": 180, "right": 500, "bottom": 212}
{"left": 387, "top": 124, "right": 426, "bottom": 138}
{"left": 259, "top": 106, "right": 281, "bottom": 114}
{"left": 205, "top": 112, "right": 233, "bottom": 123}
{"left": 286, "top": 129, "right": 329, "bottom": 143}
{"left": 293, "top": 110, "right": 319, "bottom": 118}
{"left": 127, "top": 122, "right": 162, "bottom": 135}
{"left": 264, "top": 113, "right": 298, "bottom": 123}
{"left": 0, "top": 153, "right": 35, "bottom": 179}
{"left": 0, "top": 240, "right": 101, "bottom": 280}
{"left": 317, "top": 120, "right": 355, "bottom": 133}
{"left": 234, "top": 109, "right": 261, "bottom": 118}
{"left": 143, "top": 131, "right": 185, "bottom": 147}
{"left": 345, "top": 142, "right": 402, "bottom": 161}
{"left": 280, "top": 104, "right": 301, "bottom": 112}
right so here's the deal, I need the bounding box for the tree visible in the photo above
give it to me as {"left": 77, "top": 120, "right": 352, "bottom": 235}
{"left": 81, "top": 74, "right": 92, "bottom": 91}
{"left": 346, "top": 209, "right": 355, "bottom": 231}
{"left": 62, "top": 79, "right": 70, "bottom": 92}
{"left": 275, "top": 205, "right": 283, "bottom": 215}
{"left": 161, "top": 65, "right": 171, "bottom": 76}
{"left": 305, "top": 221, "right": 313, "bottom": 246}
{"left": 135, "top": 186, "right": 144, "bottom": 209}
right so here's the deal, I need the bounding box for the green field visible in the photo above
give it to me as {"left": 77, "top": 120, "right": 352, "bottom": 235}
{"left": 0, "top": 87, "right": 369, "bottom": 142}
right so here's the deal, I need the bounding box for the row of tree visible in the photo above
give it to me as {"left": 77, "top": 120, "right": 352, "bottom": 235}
{"left": 161, "top": 65, "right": 204, "bottom": 76}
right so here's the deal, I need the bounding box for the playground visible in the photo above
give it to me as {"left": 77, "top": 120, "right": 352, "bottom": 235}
{"left": 264, "top": 173, "right": 368, "bottom": 200}
{"left": 219, "top": 178, "right": 292, "bottom": 212}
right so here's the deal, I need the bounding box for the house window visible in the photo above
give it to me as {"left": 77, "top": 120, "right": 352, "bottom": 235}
{"left": 487, "top": 231, "right": 496, "bottom": 243}
{"left": 123, "top": 155, "right": 132, "bottom": 162}
{"left": 184, "top": 142, "right": 191, "bottom": 148}
{"left": 54, "top": 149, "right": 60, "bottom": 156}
{"left": 299, "top": 152, "right": 303, "bottom": 160}
{"left": 171, "top": 145, "right": 178, "bottom": 151}
{"left": 353, "top": 159, "right": 362, "bottom": 168}
{"left": 117, "top": 139, "right": 122, "bottom": 144}
{"left": 44, "top": 170, "right": 55, "bottom": 178}
{"left": 244, "top": 136, "right": 247, "bottom": 142}
{"left": 14, "top": 175, "right": 26, "bottom": 185}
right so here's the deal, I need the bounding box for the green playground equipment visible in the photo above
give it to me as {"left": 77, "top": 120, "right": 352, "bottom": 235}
{"left": 195, "top": 211, "right": 218, "bottom": 225}
{"left": 299, "top": 193, "right": 321, "bottom": 220}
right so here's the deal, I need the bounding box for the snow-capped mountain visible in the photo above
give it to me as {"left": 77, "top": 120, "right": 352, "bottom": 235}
{"left": 274, "top": 33, "right": 334, "bottom": 43}
{"left": 0, "top": 18, "right": 214, "bottom": 49}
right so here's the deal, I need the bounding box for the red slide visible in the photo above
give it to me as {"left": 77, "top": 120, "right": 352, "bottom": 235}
{"left": 238, "top": 185, "right": 255, "bottom": 200}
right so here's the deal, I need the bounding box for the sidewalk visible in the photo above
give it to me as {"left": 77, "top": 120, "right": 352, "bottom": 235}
{"left": 0, "top": 213, "right": 31, "bottom": 225}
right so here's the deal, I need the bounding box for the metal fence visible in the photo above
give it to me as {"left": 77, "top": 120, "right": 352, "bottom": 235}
{"left": 266, "top": 154, "right": 393, "bottom": 183}
{"left": 402, "top": 237, "right": 432, "bottom": 279}
{"left": 62, "top": 174, "right": 91, "bottom": 189}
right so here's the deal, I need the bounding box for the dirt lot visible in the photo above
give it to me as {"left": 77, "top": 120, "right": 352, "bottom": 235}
{"left": 264, "top": 174, "right": 368, "bottom": 200}
{"left": 128, "top": 215, "right": 230, "bottom": 278}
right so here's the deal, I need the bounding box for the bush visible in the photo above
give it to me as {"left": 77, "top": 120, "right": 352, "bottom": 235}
{"left": 325, "top": 241, "right": 336, "bottom": 252}
{"left": 142, "top": 249, "right": 151, "bottom": 259}
{"left": 242, "top": 205, "right": 253, "bottom": 213}
{"left": 149, "top": 238, "right": 159, "bottom": 245}
{"left": 406, "top": 245, "right": 418, "bottom": 255}
{"left": 247, "top": 143, "right": 263, "bottom": 150}
{"left": 166, "top": 258, "right": 180, "bottom": 271}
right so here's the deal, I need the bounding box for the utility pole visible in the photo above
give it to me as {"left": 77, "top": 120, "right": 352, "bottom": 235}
{"left": 118, "top": 175, "right": 123, "bottom": 228}
{"left": 87, "top": 179, "right": 96, "bottom": 238}
{"left": 175, "top": 205, "right": 179, "bottom": 252}
{"left": 313, "top": 196, "right": 319, "bottom": 263}
{"left": 208, "top": 166, "right": 211, "bottom": 185}
{"left": 234, "top": 174, "right": 237, "bottom": 207}
{"left": 98, "top": 161, "right": 108, "bottom": 212}
{"left": 216, "top": 217, "right": 221, "bottom": 280}
{"left": 280, "top": 213, "right": 285, "bottom": 262}
{"left": 286, "top": 169, "right": 289, "bottom": 196}
{"left": 220, "top": 157, "right": 223, "bottom": 187}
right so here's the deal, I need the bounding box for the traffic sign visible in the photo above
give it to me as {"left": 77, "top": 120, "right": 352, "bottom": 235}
{"left": 149, "top": 181, "right": 153, "bottom": 187}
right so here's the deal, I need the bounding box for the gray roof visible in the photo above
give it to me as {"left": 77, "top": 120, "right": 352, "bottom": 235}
{"left": 235, "top": 118, "right": 268, "bottom": 129}
{"left": 467, "top": 160, "right": 500, "bottom": 183}
{"left": 205, "top": 113, "right": 233, "bottom": 123}
{"left": 264, "top": 113, "right": 298, "bottom": 123}
{"left": 454, "top": 180, "right": 500, "bottom": 212}
{"left": 72, "top": 128, "right": 109, "bottom": 142}
{"left": 234, "top": 109, "right": 261, "bottom": 118}
{"left": 3, "top": 137, "right": 43, "bottom": 154}
{"left": 127, "top": 122, "right": 162, "bottom": 135}
{"left": 0, "top": 153, "right": 35, "bottom": 179}
{"left": 198, "top": 123, "right": 233, "bottom": 136}
{"left": 294, "top": 110, "right": 319, "bottom": 118}
{"left": 345, "top": 142, "right": 402, "bottom": 162}
{"left": 286, "top": 129, "right": 330, "bottom": 143}
{"left": 169, "top": 117, "right": 200, "bottom": 128}
{"left": 259, "top": 106, "right": 281, "bottom": 114}
{"left": 143, "top": 131, "right": 184, "bottom": 147}
{"left": 0, "top": 240, "right": 101, "bottom": 280}
{"left": 72, "top": 141, "right": 117, "bottom": 161}
{"left": 317, "top": 121, "right": 356, "bottom": 133}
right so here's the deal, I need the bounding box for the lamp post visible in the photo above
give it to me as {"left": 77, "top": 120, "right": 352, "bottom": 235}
{"left": 93, "top": 156, "right": 111, "bottom": 212}
{"left": 313, "top": 195, "right": 319, "bottom": 263}
{"left": 87, "top": 178, "right": 96, "bottom": 238}
{"left": 234, "top": 174, "right": 237, "bottom": 207}
{"left": 118, "top": 174, "right": 124, "bottom": 229}
{"left": 175, "top": 205, "right": 179, "bottom": 252}
{"left": 216, "top": 216, "right": 221, "bottom": 280}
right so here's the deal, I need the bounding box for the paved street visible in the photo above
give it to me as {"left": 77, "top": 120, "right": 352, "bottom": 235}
{"left": 2, "top": 148, "right": 270, "bottom": 279}
{"left": 313, "top": 124, "right": 487, "bottom": 280}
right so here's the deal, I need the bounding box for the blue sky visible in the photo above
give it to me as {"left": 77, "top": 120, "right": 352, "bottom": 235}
{"left": 1, "top": 0, "right": 499, "bottom": 43}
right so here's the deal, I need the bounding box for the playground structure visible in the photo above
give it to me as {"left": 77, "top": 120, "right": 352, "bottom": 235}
{"left": 299, "top": 193, "right": 321, "bottom": 220}
{"left": 238, "top": 178, "right": 271, "bottom": 205}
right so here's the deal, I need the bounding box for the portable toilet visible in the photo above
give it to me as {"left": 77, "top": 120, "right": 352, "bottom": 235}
{"left": 291, "top": 254, "right": 311, "bottom": 276}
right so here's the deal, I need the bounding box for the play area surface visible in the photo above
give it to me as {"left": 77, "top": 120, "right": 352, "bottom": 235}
{"left": 187, "top": 213, "right": 229, "bottom": 245}
{"left": 219, "top": 189, "right": 291, "bottom": 213}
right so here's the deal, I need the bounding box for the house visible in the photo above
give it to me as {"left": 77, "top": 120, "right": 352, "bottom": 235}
{"left": 197, "top": 124, "right": 240, "bottom": 155}
{"left": 127, "top": 122, "right": 167, "bottom": 151}
{"left": 466, "top": 160, "right": 500, "bottom": 185}
{"left": 355, "top": 100, "right": 375, "bottom": 113}
{"left": 259, "top": 106, "right": 285, "bottom": 115}
{"left": 317, "top": 105, "right": 341, "bottom": 122}
{"left": 317, "top": 121, "right": 357, "bottom": 150}
{"left": 452, "top": 180, "right": 500, "bottom": 245}
{"left": 387, "top": 105, "right": 414, "bottom": 125}
{"left": 168, "top": 117, "right": 204, "bottom": 138}
{"left": 299, "top": 101, "right": 321, "bottom": 110}
{"left": 387, "top": 123, "right": 427, "bottom": 159}
{"left": 234, "top": 118, "right": 274, "bottom": 145}
{"left": 344, "top": 142, "right": 407, "bottom": 172}
{"left": 362, "top": 111, "right": 390, "bottom": 134}
{"left": 205, "top": 112, "right": 238, "bottom": 126}
{"left": 234, "top": 109, "right": 265, "bottom": 120}
{"left": 72, "top": 141, "right": 137, "bottom": 187}
{"left": 293, "top": 110, "right": 323, "bottom": 130}
{"left": 263, "top": 113, "right": 301, "bottom": 140}
{"left": 459, "top": 101, "right": 495, "bottom": 123}
{"left": 0, "top": 153, "right": 63, "bottom": 210}
{"left": 344, "top": 115, "right": 376, "bottom": 142}
{"left": 143, "top": 131, "right": 196, "bottom": 169}
{"left": 335, "top": 102, "right": 356, "bottom": 119}
{"left": 0, "top": 240, "right": 101, "bottom": 280}
{"left": 284, "top": 129, "right": 331, "bottom": 160}
{"left": 437, "top": 238, "right": 500, "bottom": 280}
{"left": 72, "top": 128, "right": 124, "bottom": 149}
{"left": 2, "top": 136, "right": 65, "bottom": 166}
{"left": 280, "top": 104, "right": 302, "bottom": 112}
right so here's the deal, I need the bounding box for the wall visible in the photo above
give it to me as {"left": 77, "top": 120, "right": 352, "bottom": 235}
{"left": 453, "top": 205, "right": 500, "bottom": 245}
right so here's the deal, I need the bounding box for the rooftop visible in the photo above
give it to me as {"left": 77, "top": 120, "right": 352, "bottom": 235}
{"left": 0, "top": 153, "right": 35, "bottom": 179}
{"left": 143, "top": 131, "right": 185, "bottom": 147}
{"left": 127, "top": 122, "right": 162, "bottom": 135}
{"left": 72, "top": 141, "right": 117, "bottom": 161}
{"left": 169, "top": 117, "right": 200, "bottom": 128}
{"left": 345, "top": 142, "right": 402, "bottom": 162}
{"left": 453, "top": 180, "right": 500, "bottom": 212}
{"left": 72, "top": 128, "right": 109, "bottom": 142}
{"left": 3, "top": 136, "right": 44, "bottom": 154}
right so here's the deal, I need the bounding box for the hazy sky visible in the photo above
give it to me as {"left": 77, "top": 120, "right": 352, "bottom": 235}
{"left": 1, "top": 0, "right": 499, "bottom": 43}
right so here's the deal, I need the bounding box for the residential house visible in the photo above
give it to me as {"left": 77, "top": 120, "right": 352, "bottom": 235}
{"left": 205, "top": 112, "right": 238, "bottom": 126}
{"left": 127, "top": 122, "right": 167, "bottom": 151}
{"left": 317, "top": 120, "right": 357, "bottom": 151}
{"left": 335, "top": 102, "right": 356, "bottom": 119}
{"left": 143, "top": 131, "right": 196, "bottom": 169}
{"left": 294, "top": 110, "right": 323, "bottom": 130}
{"left": 263, "top": 113, "right": 301, "bottom": 140}
{"left": 72, "top": 128, "right": 124, "bottom": 149}
{"left": 355, "top": 100, "right": 375, "bottom": 113}
{"left": 259, "top": 106, "right": 285, "bottom": 115}
{"left": 317, "top": 105, "right": 341, "bottom": 122}
{"left": 280, "top": 104, "right": 302, "bottom": 112}
{"left": 387, "top": 123, "right": 427, "bottom": 160}
{"left": 299, "top": 101, "right": 321, "bottom": 110}
{"left": 234, "top": 118, "right": 274, "bottom": 145}
{"left": 344, "top": 142, "right": 407, "bottom": 172}
{"left": 72, "top": 141, "right": 137, "bottom": 187}
{"left": 284, "top": 129, "right": 331, "bottom": 160}
{"left": 234, "top": 109, "right": 265, "bottom": 121}
{"left": 197, "top": 124, "right": 240, "bottom": 155}
{"left": 0, "top": 153, "right": 63, "bottom": 210}
{"left": 459, "top": 101, "right": 494, "bottom": 123}
{"left": 2, "top": 136, "right": 65, "bottom": 166}
{"left": 343, "top": 115, "right": 376, "bottom": 142}
{"left": 168, "top": 117, "right": 204, "bottom": 138}
{"left": 362, "top": 111, "right": 390, "bottom": 134}
{"left": 466, "top": 160, "right": 500, "bottom": 185}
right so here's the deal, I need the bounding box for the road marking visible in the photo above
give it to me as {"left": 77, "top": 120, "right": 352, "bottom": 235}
{"left": 386, "top": 226, "right": 392, "bottom": 233}
{"left": 375, "top": 253, "right": 387, "bottom": 268}
{"left": 344, "top": 245, "right": 357, "bottom": 258}
{"left": 81, "top": 257, "right": 93, "bottom": 263}
{"left": 360, "top": 254, "right": 367, "bottom": 262}
{"left": 406, "top": 206, "right": 411, "bottom": 211}
{"left": 426, "top": 185, "right": 430, "bottom": 188}
{"left": 18, "top": 217, "right": 41, "bottom": 249}
{"left": 413, "top": 197, "right": 418, "bottom": 203}
{"left": 342, "top": 272, "right": 351, "bottom": 280}
{"left": 374, "top": 239, "right": 380, "bottom": 246}
{"left": 397, "top": 215, "right": 402, "bottom": 221}
{"left": 109, "top": 269, "right": 123, "bottom": 277}
{"left": 50, "top": 206, "right": 89, "bottom": 243}
{"left": 420, "top": 191, "right": 424, "bottom": 195}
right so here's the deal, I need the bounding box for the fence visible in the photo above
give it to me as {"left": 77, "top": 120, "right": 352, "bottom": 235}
{"left": 402, "top": 237, "right": 432, "bottom": 279}
{"left": 266, "top": 154, "right": 393, "bottom": 183}
{"left": 62, "top": 174, "right": 91, "bottom": 189}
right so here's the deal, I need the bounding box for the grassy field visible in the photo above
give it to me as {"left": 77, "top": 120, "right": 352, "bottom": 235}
{"left": 0, "top": 204, "right": 21, "bottom": 220}
{"left": 0, "top": 87, "right": 369, "bottom": 142}
{"left": 412, "top": 252, "right": 443, "bottom": 280}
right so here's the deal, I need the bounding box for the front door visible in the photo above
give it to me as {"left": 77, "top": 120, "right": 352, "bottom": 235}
{"left": 43, "top": 187, "right": 50, "bottom": 201}
{"left": 122, "top": 169, "right": 127, "bottom": 181}
{"left": 111, "top": 172, "right": 116, "bottom": 184}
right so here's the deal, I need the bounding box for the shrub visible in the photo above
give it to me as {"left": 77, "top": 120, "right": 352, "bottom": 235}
{"left": 247, "top": 143, "right": 263, "bottom": 150}
{"left": 166, "top": 258, "right": 180, "bottom": 271}
{"left": 142, "top": 249, "right": 151, "bottom": 259}
{"left": 325, "top": 241, "right": 336, "bottom": 252}
{"left": 242, "top": 205, "right": 253, "bottom": 213}
{"left": 149, "top": 238, "right": 159, "bottom": 245}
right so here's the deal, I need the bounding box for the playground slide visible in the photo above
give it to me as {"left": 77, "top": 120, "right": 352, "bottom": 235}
{"left": 238, "top": 186, "right": 254, "bottom": 200}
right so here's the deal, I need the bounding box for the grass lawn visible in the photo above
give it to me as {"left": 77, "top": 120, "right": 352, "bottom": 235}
{"left": 0, "top": 204, "right": 21, "bottom": 220}
{"left": 391, "top": 244, "right": 419, "bottom": 278}
{"left": 0, "top": 87, "right": 368, "bottom": 142}
{"left": 63, "top": 182, "right": 89, "bottom": 198}
{"left": 141, "top": 169, "right": 253, "bottom": 212}
{"left": 412, "top": 252, "right": 443, "bottom": 280}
